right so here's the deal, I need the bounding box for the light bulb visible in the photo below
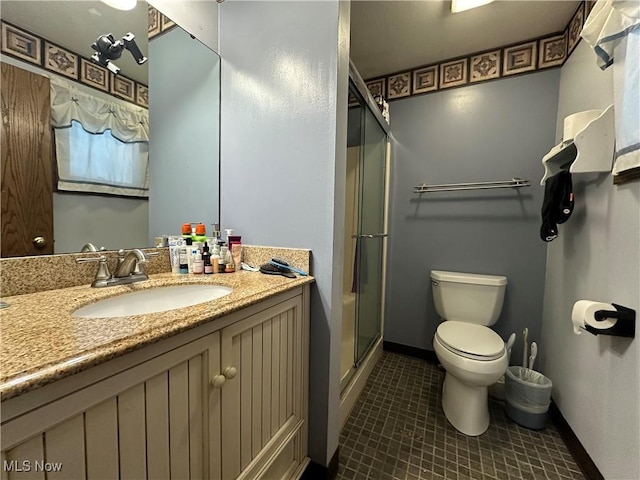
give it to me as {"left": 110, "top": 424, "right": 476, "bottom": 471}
{"left": 100, "top": 0, "right": 137, "bottom": 11}
{"left": 451, "top": 0, "right": 494, "bottom": 13}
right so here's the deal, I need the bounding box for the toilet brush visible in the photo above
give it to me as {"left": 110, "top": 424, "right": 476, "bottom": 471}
{"left": 522, "top": 328, "right": 529, "bottom": 369}
{"left": 528, "top": 342, "right": 538, "bottom": 380}
{"left": 505, "top": 333, "right": 516, "bottom": 363}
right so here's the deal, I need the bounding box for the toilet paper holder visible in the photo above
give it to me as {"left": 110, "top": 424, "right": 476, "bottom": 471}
{"left": 584, "top": 303, "right": 635, "bottom": 338}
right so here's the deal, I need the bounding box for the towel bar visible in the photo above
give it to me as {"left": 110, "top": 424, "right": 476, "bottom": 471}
{"left": 414, "top": 178, "right": 530, "bottom": 193}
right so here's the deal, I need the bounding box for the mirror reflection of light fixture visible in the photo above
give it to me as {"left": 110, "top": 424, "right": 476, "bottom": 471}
{"left": 91, "top": 32, "right": 147, "bottom": 75}
{"left": 100, "top": 0, "right": 137, "bottom": 11}
{"left": 451, "top": 0, "right": 494, "bottom": 13}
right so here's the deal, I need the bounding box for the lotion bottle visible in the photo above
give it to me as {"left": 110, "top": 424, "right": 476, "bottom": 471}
{"left": 179, "top": 247, "right": 189, "bottom": 274}
{"left": 193, "top": 251, "right": 204, "bottom": 274}
{"left": 231, "top": 243, "right": 242, "bottom": 272}
{"left": 211, "top": 244, "right": 220, "bottom": 273}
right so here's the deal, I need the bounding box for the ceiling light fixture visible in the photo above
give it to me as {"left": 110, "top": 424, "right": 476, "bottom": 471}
{"left": 100, "top": 0, "right": 137, "bottom": 11}
{"left": 451, "top": 0, "right": 494, "bottom": 13}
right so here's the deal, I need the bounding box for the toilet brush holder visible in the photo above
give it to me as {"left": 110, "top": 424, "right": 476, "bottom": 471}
{"left": 504, "top": 366, "right": 552, "bottom": 430}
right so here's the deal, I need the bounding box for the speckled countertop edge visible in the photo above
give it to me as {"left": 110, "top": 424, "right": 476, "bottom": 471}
{"left": 0, "top": 271, "right": 314, "bottom": 400}
{"left": 0, "top": 245, "right": 312, "bottom": 297}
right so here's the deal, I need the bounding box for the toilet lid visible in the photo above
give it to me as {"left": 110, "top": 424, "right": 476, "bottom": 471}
{"left": 436, "top": 321, "right": 505, "bottom": 361}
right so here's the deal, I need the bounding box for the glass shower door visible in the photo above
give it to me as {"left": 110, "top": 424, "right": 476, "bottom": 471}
{"left": 354, "top": 105, "right": 387, "bottom": 365}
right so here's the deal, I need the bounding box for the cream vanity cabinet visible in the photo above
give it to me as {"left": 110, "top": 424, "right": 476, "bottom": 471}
{"left": 1, "top": 287, "right": 310, "bottom": 480}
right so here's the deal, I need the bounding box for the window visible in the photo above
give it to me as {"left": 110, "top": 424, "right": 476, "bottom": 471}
{"left": 50, "top": 78, "right": 149, "bottom": 197}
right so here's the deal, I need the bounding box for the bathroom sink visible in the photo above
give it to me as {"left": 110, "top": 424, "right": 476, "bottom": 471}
{"left": 73, "top": 284, "right": 233, "bottom": 318}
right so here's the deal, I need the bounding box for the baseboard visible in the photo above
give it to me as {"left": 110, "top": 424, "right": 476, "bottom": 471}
{"left": 301, "top": 447, "right": 339, "bottom": 480}
{"left": 548, "top": 400, "right": 604, "bottom": 480}
{"left": 383, "top": 341, "right": 438, "bottom": 364}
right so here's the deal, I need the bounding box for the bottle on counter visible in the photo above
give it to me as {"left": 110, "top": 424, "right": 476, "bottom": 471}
{"left": 186, "top": 238, "right": 195, "bottom": 274}
{"left": 179, "top": 246, "right": 189, "bottom": 274}
{"left": 193, "top": 223, "right": 208, "bottom": 243}
{"left": 202, "top": 242, "right": 213, "bottom": 274}
{"left": 193, "top": 250, "right": 204, "bottom": 274}
{"left": 211, "top": 244, "right": 220, "bottom": 274}
{"left": 182, "top": 223, "right": 193, "bottom": 240}
{"left": 231, "top": 243, "right": 242, "bottom": 272}
{"left": 219, "top": 245, "right": 230, "bottom": 273}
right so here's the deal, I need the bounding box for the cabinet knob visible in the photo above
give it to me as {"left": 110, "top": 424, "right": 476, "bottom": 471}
{"left": 223, "top": 366, "right": 237, "bottom": 380}
{"left": 211, "top": 374, "right": 226, "bottom": 389}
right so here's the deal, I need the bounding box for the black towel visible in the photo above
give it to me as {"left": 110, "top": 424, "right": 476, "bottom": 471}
{"left": 556, "top": 172, "right": 574, "bottom": 224}
{"left": 540, "top": 171, "right": 574, "bottom": 242}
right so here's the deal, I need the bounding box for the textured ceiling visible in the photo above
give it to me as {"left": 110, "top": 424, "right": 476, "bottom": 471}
{"left": 350, "top": 0, "right": 581, "bottom": 80}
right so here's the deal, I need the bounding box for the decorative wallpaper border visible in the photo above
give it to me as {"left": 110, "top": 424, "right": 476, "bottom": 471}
{"left": 148, "top": 6, "right": 178, "bottom": 40}
{"left": 365, "top": 0, "right": 594, "bottom": 101}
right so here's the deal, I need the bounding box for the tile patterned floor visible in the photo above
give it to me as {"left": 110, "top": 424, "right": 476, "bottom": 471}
{"left": 337, "top": 352, "right": 584, "bottom": 480}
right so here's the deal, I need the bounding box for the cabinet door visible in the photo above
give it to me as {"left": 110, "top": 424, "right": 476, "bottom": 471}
{"left": 220, "top": 296, "right": 305, "bottom": 480}
{"left": 1, "top": 332, "right": 221, "bottom": 480}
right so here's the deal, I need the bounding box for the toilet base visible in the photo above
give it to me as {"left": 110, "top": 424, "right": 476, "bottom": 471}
{"left": 442, "top": 373, "right": 490, "bottom": 436}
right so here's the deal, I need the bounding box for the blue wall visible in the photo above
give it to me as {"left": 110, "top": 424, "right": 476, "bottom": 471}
{"left": 541, "top": 41, "right": 639, "bottom": 479}
{"left": 148, "top": 27, "right": 220, "bottom": 242}
{"left": 218, "top": 0, "right": 350, "bottom": 466}
{"left": 385, "top": 70, "right": 560, "bottom": 366}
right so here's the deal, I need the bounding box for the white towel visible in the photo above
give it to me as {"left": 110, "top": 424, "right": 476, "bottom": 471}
{"left": 581, "top": 1, "right": 640, "bottom": 174}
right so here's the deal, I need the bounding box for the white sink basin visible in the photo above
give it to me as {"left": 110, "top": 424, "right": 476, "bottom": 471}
{"left": 73, "top": 284, "right": 233, "bottom": 318}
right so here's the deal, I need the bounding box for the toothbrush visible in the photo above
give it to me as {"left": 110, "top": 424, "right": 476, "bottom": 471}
{"left": 270, "top": 258, "right": 309, "bottom": 276}
{"left": 522, "top": 328, "right": 529, "bottom": 370}
{"left": 505, "top": 333, "right": 516, "bottom": 364}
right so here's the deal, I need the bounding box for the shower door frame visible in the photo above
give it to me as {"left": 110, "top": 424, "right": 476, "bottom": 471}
{"left": 341, "top": 61, "right": 390, "bottom": 392}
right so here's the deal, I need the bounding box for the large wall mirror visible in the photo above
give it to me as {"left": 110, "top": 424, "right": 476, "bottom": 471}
{"left": 0, "top": 0, "right": 220, "bottom": 257}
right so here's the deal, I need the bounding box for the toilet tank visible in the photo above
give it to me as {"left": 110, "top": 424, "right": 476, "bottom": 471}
{"left": 431, "top": 270, "right": 508, "bottom": 326}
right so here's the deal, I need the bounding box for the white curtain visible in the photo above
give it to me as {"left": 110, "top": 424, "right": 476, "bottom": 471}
{"left": 50, "top": 78, "right": 150, "bottom": 197}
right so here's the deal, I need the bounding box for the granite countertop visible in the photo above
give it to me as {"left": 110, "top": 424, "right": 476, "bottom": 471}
{"left": 0, "top": 271, "right": 314, "bottom": 401}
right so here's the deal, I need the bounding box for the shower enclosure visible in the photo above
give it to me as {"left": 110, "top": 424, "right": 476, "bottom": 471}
{"left": 341, "top": 62, "right": 389, "bottom": 393}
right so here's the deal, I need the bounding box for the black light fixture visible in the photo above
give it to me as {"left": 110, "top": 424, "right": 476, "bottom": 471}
{"left": 90, "top": 32, "right": 147, "bottom": 75}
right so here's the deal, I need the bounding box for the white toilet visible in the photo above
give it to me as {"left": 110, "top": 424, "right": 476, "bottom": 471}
{"left": 431, "top": 270, "right": 508, "bottom": 436}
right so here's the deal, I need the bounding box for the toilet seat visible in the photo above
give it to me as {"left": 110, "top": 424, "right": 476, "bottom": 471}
{"left": 435, "top": 321, "right": 505, "bottom": 361}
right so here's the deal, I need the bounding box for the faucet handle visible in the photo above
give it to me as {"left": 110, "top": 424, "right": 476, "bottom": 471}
{"left": 76, "top": 255, "right": 111, "bottom": 282}
{"left": 75, "top": 255, "right": 106, "bottom": 264}
{"left": 131, "top": 250, "right": 159, "bottom": 274}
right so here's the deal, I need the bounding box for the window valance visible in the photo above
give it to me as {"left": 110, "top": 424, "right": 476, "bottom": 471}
{"left": 50, "top": 78, "right": 149, "bottom": 143}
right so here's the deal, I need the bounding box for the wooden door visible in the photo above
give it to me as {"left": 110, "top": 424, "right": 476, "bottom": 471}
{"left": 1, "top": 63, "right": 54, "bottom": 257}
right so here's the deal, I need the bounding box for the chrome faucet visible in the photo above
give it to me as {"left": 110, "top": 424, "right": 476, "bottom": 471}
{"left": 76, "top": 249, "right": 158, "bottom": 288}
{"left": 114, "top": 249, "right": 149, "bottom": 278}
{"left": 80, "top": 243, "right": 98, "bottom": 252}
{"left": 80, "top": 243, "right": 106, "bottom": 252}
